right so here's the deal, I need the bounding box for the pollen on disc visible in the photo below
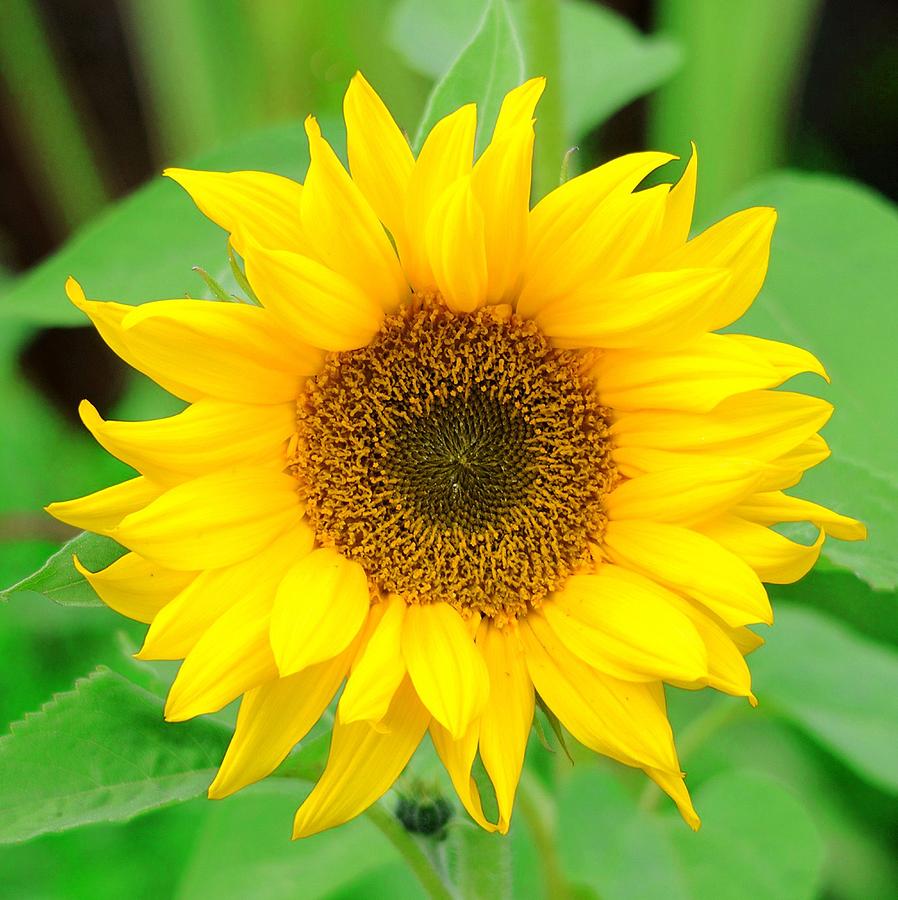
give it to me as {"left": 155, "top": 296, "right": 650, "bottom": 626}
{"left": 293, "top": 298, "right": 616, "bottom": 622}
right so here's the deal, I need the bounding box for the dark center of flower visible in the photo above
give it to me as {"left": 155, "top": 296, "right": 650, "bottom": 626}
{"left": 294, "top": 298, "right": 615, "bottom": 621}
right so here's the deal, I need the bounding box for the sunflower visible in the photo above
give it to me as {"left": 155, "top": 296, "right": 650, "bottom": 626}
{"left": 48, "top": 74, "right": 865, "bottom": 838}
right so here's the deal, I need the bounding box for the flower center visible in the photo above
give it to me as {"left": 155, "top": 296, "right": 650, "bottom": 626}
{"left": 294, "top": 298, "right": 615, "bottom": 621}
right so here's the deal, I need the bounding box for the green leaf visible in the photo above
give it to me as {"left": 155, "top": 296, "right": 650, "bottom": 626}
{"left": 751, "top": 603, "right": 898, "bottom": 793}
{"left": 0, "top": 119, "right": 319, "bottom": 326}
{"left": 392, "top": 0, "right": 680, "bottom": 145}
{"left": 1, "top": 531, "right": 123, "bottom": 607}
{"left": 413, "top": 0, "right": 525, "bottom": 154}
{"left": 177, "top": 785, "right": 425, "bottom": 900}
{"left": 723, "top": 172, "right": 898, "bottom": 590}
{"left": 557, "top": 766, "right": 823, "bottom": 900}
{"left": 0, "top": 667, "right": 230, "bottom": 843}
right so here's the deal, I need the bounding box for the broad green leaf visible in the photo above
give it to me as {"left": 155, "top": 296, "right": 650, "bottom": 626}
{"left": 724, "top": 172, "right": 898, "bottom": 590}
{"left": 751, "top": 603, "right": 898, "bottom": 793}
{"left": 0, "top": 119, "right": 324, "bottom": 326}
{"left": 392, "top": 0, "right": 680, "bottom": 145}
{"left": 557, "top": 766, "right": 823, "bottom": 900}
{"left": 1, "top": 531, "right": 123, "bottom": 608}
{"left": 176, "top": 786, "right": 424, "bottom": 900}
{"left": 0, "top": 667, "right": 230, "bottom": 843}
{"left": 413, "top": 0, "right": 525, "bottom": 153}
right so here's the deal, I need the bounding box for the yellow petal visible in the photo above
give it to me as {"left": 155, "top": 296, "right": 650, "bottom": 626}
{"left": 735, "top": 491, "right": 866, "bottom": 541}
{"left": 594, "top": 332, "right": 786, "bottom": 413}
{"left": 164, "top": 588, "right": 279, "bottom": 721}
{"left": 209, "top": 641, "right": 358, "bottom": 799}
{"left": 301, "top": 116, "right": 408, "bottom": 312}
{"left": 241, "top": 237, "right": 383, "bottom": 352}
{"left": 603, "top": 519, "right": 772, "bottom": 626}
{"left": 663, "top": 206, "right": 776, "bottom": 330}
{"left": 78, "top": 398, "right": 294, "bottom": 486}
{"left": 523, "top": 151, "right": 676, "bottom": 300}
{"left": 113, "top": 469, "right": 301, "bottom": 571}
{"left": 47, "top": 476, "right": 163, "bottom": 533}
{"left": 402, "top": 602, "right": 489, "bottom": 739}
{"left": 520, "top": 614, "right": 679, "bottom": 771}
{"left": 645, "top": 767, "right": 701, "bottom": 830}
{"left": 655, "top": 142, "right": 698, "bottom": 257}
{"left": 73, "top": 551, "right": 194, "bottom": 624}
{"left": 544, "top": 570, "right": 708, "bottom": 682}
{"left": 343, "top": 71, "right": 415, "bottom": 258}
{"left": 756, "top": 435, "right": 831, "bottom": 491}
{"left": 700, "top": 515, "right": 824, "bottom": 584}
{"left": 476, "top": 621, "right": 533, "bottom": 833}
{"left": 430, "top": 719, "right": 495, "bottom": 831}
{"left": 164, "top": 168, "right": 307, "bottom": 256}
{"left": 339, "top": 594, "right": 407, "bottom": 725}
{"left": 728, "top": 334, "right": 829, "bottom": 383}
{"left": 605, "top": 460, "right": 762, "bottom": 526}
{"left": 139, "top": 526, "right": 311, "bottom": 660}
{"left": 519, "top": 185, "right": 670, "bottom": 319}
{"left": 425, "top": 174, "right": 488, "bottom": 313}
{"left": 293, "top": 677, "right": 430, "bottom": 838}
{"left": 536, "top": 267, "right": 729, "bottom": 349}
{"left": 270, "top": 548, "right": 370, "bottom": 676}
{"left": 121, "top": 298, "right": 319, "bottom": 403}
{"left": 472, "top": 80, "right": 543, "bottom": 303}
{"left": 611, "top": 391, "right": 833, "bottom": 463}
{"left": 404, "top": 104, "right": 477, "bottom": 290}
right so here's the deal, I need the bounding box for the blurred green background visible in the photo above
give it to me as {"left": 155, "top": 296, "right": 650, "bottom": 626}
{"left": 1, "top": 1, "right": 896, "bottom": 898}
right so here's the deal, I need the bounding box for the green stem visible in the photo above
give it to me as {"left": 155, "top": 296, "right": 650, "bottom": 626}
{"left": 517, "top": 769, "right": 570, "bottom": 900}
{"left": 0, "top": 0, "right": 110, "bottom": 233}
{"left": 522, "top": 0, "right": 565, "bottom": 200}
{"left": 365, "top": 802, "right": 455, "bottom": 900}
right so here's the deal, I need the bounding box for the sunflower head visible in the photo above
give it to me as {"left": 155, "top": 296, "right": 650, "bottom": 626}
{"left": 48, "top": 72, "right": 864, "bottom": 839}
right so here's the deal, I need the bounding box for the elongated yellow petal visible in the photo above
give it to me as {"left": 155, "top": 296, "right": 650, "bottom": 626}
{"left": 655, "top": 142, "right": 698, "bottom": 257}
{"left": 756, "top": 435, "right": 831, "bottom": 491}
{"left": 165, "top": 588, "right": 279, "bottom": 721}
{"left": 431, "top": 718, "right": 496, "bottom": 831}
{"left": 47, "top": 476, "right": 162, "bottom": 533}
{"left": 594, "top": 332, "right": 786, "bottom": 413}
{"left": 476, "top": 621, "right": 533, "bottom": 833}
{"left": 700, "top": 515, "right": 824, "bottom": 584}
{"left": 139, "top": 526, "right": 311, "bottom": 660}
{"left": 735, "top": 491, "right": 865, "bottom": 541}
{"left": 241, "top": 238, "right": 384, "bottom": 352}
{"left": 472, "top": 80, "right": 543, "bottom": 303}
{"left": 728, "top": 334, "right": 829, "bottom": 383}
{"left": 544, "top": 571, "right": 707, "bottom": 682}
{"left": 402, "top": 602, "right": 489, "bottom": 739}
{"left": 404, "top": 104, "right": 476, "bottom": 290}
{"left": 645, "top": 767, "right": 701, "bottom": 830}
{"left": 343, "top": 71, "right": 415, "bottom": 257}
{"left": 425, "top": 174, "right": 488, "bottom": 313}
{"left": 209, "top": 641, "right": 358, "bottom": 799}
{"left": 537, "top": 267, "right": 729, "bottom": 349}
{"left": 73, "top": 552, "right": 193, "bottom": 624}
{"left": 113, "top": 469, "right": 301, "bottom": 571}
{"left": 79, "top": 398, "right": 294, "bottom": 486}
{"left": 605, "top": 460, "right": 762, "bottom": 526}
{"left": 663, "top": 206, "right": 776, "bottom": 330}
{"left": 524, "top": 151, "right": 676, "bottom": 290}
{"left": 293, "top": 677, "right": 430, "bottom": 838}
{"left": 519, "top": 185, "right": 670, "bottom": 319}
{"left": 611, "top": 391, "right": 833, "bottom": 463}
{"left": 339, "top": 594, "right": 407, "bottom": 725}
{"left": 520, "top": 615, "right": 679, "bottom": 771}
{"left": 301, "top": 116, "right": 408, "bottom": 312}
{"left": 164, "top": 168, "right": 307, "bottom": 256}
{"left": 603, "top": 519, "right": 772, "bottom": 626}
{"left": 121, "top": 298, "right": 319, "bottom": 402}
{"left": 270, "top": 548, "right": 370, "bottom": 676}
